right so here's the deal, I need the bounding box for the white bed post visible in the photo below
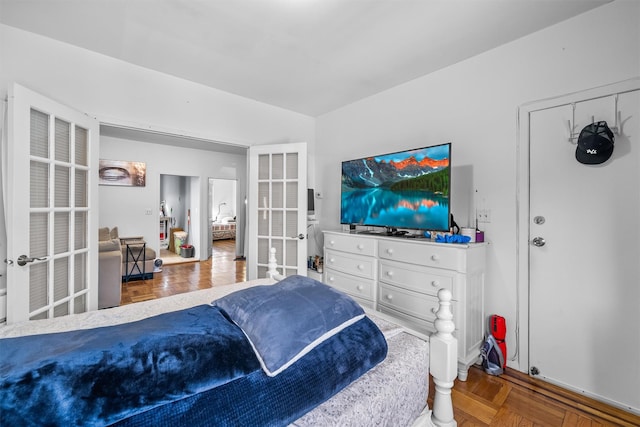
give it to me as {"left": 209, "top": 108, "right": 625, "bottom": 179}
{"left": 266, "top": 247, "right": 285, "bottom": 281}
{"left": 430, "top": 288, "right": 458, "bottom": 427}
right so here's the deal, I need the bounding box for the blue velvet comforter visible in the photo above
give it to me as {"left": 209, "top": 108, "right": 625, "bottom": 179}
{"left": 0, "top": 289, "right": 387, "bottom": 426}
{"left": 0, "top": 305, "right": 260, "bottom": 426}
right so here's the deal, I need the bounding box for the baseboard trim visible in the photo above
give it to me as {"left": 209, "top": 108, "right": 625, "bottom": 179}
{"left": 502, "top": 368, "right": 640, "bottom": 426}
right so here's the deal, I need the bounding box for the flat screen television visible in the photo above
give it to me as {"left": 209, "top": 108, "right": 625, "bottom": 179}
{"left": 340, "top": 143, "right": 451, "bottom": 233}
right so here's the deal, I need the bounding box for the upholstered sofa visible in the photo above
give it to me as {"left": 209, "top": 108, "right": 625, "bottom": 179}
{"left": 98, "top": 227, "right": 123, "bottom": 309}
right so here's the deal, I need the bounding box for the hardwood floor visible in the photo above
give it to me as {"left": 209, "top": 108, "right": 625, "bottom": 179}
{"left": 120, "top": 240, "right": 245, "bottom": 305}
{"left": 431, "top": 366, "right": 640, "bottom": 426}
{"left": 120, "top": 240, "right": 640, "bottom": 426}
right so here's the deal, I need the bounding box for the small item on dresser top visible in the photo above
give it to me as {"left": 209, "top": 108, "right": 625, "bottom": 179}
{"left": 436, "top": 234, "right": 471, "bottom": 244}
{"left": 423, "top": 231, "right": 471, "bottom": 244}
{"left": 460, "top": 227, "right": 476, "bottom": 242}
{"left": 475, "top": 230, "right": 485, "bottom": 242}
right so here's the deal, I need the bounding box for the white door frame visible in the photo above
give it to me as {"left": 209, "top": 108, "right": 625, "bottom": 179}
{"left": 516, "top": 77, "right": 640, "bottom": 371}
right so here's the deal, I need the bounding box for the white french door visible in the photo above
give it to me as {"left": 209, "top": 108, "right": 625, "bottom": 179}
{"left": 6, "top": 84, "right": 99, "bottom": 323}
{"left": 247, "top": 142, "right": 307, "bottom": 280}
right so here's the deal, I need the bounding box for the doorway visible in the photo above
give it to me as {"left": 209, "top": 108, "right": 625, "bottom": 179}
{"left": 159, "top": 174, "right": 200, "bottom": 265}
{"left": 208, "top": 178, "right": 239, "bottom": 261}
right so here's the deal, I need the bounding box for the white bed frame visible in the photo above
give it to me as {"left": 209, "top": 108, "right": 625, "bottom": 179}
{"left": 267, "top": 248, "right": 457, "bottom": 427}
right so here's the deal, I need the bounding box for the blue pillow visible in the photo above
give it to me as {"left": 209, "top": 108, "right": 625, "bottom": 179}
{"left": 212, "top": 275, "right": 365, "bottom": 376}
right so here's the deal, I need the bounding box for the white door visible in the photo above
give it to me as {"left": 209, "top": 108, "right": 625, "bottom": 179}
{"left": 247, "top": 142, "right": 307, "bottom": 280}
{"left": 6, "top": 84, "right": 99, "bottom": 323}
{"left": 528, "top": 88, "right": 640, "bottom": 411}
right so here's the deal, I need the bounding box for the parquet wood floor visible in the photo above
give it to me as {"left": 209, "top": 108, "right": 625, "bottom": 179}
{"left": 428, "top": 366, "right": 639, "bottom": 426}
{"left": 120, "top": 240, "right": 244, "bottom": 305}
{"left": 120, "top": 240, "right": 640, "bottom": 426}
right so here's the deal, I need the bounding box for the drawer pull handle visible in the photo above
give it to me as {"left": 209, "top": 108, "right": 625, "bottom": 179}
{"left": 357, "top": 264, "right": 364, "bottom": 270}
{"left": 356, "top": 244, "right": 364, "bottom": 250}
{"left": 356, "top": 285, "right": 364, "bottom": 291}
{"left": 330, "top": 240, "right": 335, "bottom": 246}
{"left": 431, "top": 307, "right": 437, "bottom": 314}
{"left": 431, "top": 280, "right": 440, "bottom": 287}
{"left": 386, "top": 271, "right": 394, "bottom": 277}
{"left": 430, "top": 254, "right": 440, "bottom": 261}
{"left": 329, "top": 258, "right": 335, "bottom": 264}
{"left": 328, "top": 276, "right": 334, "bottom": 282}
{"left": 385, "top": 294, "right": 393, "bottom": 300}
{"left": 386, "top": 248, "right": 394, "bottom": 255}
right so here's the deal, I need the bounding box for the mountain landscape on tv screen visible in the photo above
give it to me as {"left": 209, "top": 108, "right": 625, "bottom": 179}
{"left": 342, "top": 151, "right": 449, "bottom": 194}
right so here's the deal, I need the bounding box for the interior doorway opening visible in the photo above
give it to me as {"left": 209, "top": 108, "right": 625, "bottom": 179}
{"left": 159, "top": 174, "right": 200, "bottom": 265}
{"left": 208, "top": 178, "right": 239, "bottom": 261}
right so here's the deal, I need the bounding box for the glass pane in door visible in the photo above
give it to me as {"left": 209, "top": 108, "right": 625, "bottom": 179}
{"left": 30, "top": 109, "right": 48, "bottom": 157}
{"left": 29, "top": 262, "right": 48, "bottom": 313}
{"left": 55, "top": 165, "right": 70, "bottom": 207}
{"left": 286, "top": 153, "right": 298, "bottom": 179}
{"left": 54, "top": 257, "right": 69, "bottom": 302}
{"left": 30, "top": 161, "right": 48, "bottom": 208}
{"left": 74, "top": 252, "right": 87, "bottom": 293}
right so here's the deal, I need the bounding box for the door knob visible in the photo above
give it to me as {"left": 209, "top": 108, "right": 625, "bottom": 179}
{"left": 531, "top": 237, "right": 546, "bottom": 247}
{"left": 17, "top": 255, "right": 48, "bottom": 266}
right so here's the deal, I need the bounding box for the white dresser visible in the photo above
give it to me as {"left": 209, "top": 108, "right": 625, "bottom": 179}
{"left": 323, "top": 230, "right": 486, "bottom": 381}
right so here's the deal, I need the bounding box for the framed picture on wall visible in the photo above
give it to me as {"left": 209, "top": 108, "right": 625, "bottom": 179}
{"left": 99, "top": 159, "right": 146, "bottom": 187}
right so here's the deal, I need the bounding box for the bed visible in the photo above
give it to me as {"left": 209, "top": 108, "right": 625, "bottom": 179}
{"left": 0, "top": 256, "right": 457, "bottom": 427}
{"left": 212, "top": 219, "right": 236, "bottom": 241}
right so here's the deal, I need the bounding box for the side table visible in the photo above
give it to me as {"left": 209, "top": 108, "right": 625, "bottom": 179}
{"left": 123, "top": 239, "right": 146, "bottom": 282}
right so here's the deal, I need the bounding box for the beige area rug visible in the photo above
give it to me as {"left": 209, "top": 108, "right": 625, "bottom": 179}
{"left": 160, "top": 248, "right": 199, "bottom": 265}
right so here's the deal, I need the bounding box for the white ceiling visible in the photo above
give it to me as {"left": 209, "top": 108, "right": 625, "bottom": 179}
{"left": 1, "top": 0, "right": 610, "bottom": 117}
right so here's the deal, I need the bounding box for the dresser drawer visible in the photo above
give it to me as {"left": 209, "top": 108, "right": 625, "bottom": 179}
{"left": 325, "top": 249, "right": 375, "bottom": 280}
{"left": 324, "top": 268, "right": 375, "bottom": 303}
{"left": 379, "top": 259, "right": 455, "bottom": 298}
{"left": 378, "top": 282, "right": 457, "bottom": 326}
{"left": 324, "top": 233, "right": 376, "bottom": 257}
{"left": 378, "top": 239, "right": 466, "bottom": 272}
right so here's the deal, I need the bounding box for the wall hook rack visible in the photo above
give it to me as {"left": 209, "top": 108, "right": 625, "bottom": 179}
{"left": 568, "top": 94, "right": 620, "bottom": 143}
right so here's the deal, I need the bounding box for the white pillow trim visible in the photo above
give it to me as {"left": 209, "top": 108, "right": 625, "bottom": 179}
{"left": 242, "top": 313, "right": 366, "bottom": 377}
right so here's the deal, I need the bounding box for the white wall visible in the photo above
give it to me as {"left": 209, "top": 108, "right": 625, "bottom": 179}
{"left": 315, "top": 0, "right": 640, "bottom": 371}
{"left": 0, "top": 25, "right": 315, "bottom": 147}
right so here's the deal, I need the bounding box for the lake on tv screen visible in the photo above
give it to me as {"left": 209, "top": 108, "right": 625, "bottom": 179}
{"left": 341, "top": 188, "right": 449, "bottom": 230}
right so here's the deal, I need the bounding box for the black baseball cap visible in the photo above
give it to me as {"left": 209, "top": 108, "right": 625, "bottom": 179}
{"left": 576, "top": 121, "right": 615, "bottom": 165}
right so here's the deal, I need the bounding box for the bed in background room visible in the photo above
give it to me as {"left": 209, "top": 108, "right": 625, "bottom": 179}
{"left": 0, "top": 252, "right": 457, "bottom": 427}
{"left": 212, "top": 217, "right": 236, "bottom": 241}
